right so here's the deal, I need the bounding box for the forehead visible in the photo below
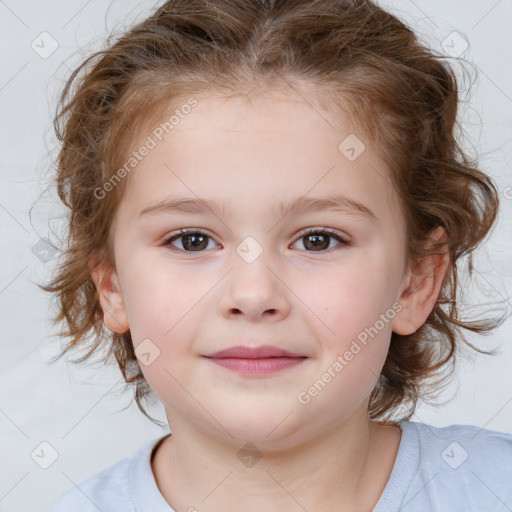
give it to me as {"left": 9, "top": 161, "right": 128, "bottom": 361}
{"left": 116, "top": 89, "right": 404, "bottom": 232}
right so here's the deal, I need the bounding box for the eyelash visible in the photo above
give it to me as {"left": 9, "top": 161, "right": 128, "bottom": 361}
{"left": 162, "top": 227, "right": 349, "bottom": 253}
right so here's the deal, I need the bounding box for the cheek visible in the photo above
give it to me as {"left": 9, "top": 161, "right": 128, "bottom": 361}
{"left": 307, "top": 263, "right": 384, "bottom": 322}
{"left": 120, "top": 261, "right": 209, "bottom": 370}
{"left": 302, "top": 256, "right": 397, "bottom": 356}
{"left": 124, "top": 272, "right": 203, "bottom": 404}
{"left": 121, "top": 257, "right": 198, "bottom": 336}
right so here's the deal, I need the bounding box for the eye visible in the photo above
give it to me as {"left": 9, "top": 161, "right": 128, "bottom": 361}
{"left": 163, "top": 227, "right": 349, "bottom": 253}
{"left": 163, "top": 229, "right": 218, "bottom": 252}
{"left": 291, "top": 228, "right": 348, "bottom": 252}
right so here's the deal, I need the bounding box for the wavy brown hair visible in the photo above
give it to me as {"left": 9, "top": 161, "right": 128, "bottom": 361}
{"left": 38, "top": 0, "right": 507, "bottom": 426}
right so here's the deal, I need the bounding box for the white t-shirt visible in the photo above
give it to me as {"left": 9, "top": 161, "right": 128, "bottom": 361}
{"left": 47, "top": 420, "right": 512, "bottom": 511}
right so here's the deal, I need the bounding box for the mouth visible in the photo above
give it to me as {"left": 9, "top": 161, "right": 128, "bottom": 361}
{"left": 202, "top": 344, "right": 308, "bottom": 376}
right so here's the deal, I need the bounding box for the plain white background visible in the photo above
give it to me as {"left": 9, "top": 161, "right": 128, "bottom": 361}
{"left": 0, "top": 1, "right": 511, "bottom": 511}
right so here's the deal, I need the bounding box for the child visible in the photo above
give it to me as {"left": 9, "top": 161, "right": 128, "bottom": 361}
{"left": 44, "top": 0, "right": 512, "bottom": 510}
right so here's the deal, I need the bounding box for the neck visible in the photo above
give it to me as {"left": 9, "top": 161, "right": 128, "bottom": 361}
{"left": 151, "top": 413, "right": 400, "bottom": 512}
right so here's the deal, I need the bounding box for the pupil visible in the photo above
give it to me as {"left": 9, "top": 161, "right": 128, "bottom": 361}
{"left": 185, "top": 234, "right": 206, "bottom": 250}
{"left": 307, "top": 234, "right": 328, "bottom": 250}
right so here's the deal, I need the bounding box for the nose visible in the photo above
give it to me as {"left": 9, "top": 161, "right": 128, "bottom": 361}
{"left": 218, "top": 254, "right": 292, "bottom": 323}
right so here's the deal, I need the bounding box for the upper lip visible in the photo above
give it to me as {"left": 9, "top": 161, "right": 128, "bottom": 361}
{"left": 203, "top": 345, "right": 306, "bottom": 359}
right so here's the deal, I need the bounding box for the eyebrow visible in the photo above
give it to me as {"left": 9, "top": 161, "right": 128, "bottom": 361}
{"left": 138, "top": 194, "right": 377, "bottom": 223}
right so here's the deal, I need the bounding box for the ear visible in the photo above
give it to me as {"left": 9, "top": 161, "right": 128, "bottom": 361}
{"left": 88, "top": 253, "right": 129, "bottom": 334}
{"left": 392, "top": 226, "right": 450, "bottom": 335}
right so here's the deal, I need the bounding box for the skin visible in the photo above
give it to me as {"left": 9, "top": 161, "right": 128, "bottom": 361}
{"left": 91, "top": 87, "right": 449, "bottom": 512}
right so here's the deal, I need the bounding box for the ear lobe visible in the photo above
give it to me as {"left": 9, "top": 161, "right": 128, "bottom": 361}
{"left": 392, "top": 226, "right": 450, "bottom": 336}
{"left": 89, "top": 255, "right": 129, "bottom": 334}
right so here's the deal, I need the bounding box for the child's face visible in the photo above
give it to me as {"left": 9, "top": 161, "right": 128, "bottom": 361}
{"left": 98, "top": 89, "right": 416, "bottom": 446}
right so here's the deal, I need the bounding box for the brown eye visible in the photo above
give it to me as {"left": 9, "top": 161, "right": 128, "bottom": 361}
{"left": 164, "top": 230, "right": 216, "bottom": 252}
{"left": 303, "top": 233, "right": 331, "bottom": 251}
{"left": 292, "top": 229, "right": 348, "bottom": 252}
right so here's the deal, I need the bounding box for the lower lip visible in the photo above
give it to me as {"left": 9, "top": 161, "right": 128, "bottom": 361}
{"left": 205, "top": 357, "right": 307, "bottom": 375}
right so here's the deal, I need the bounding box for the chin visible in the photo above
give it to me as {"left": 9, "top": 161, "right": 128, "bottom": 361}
{"left": 212, "top": 414, "right": 305, "bottom": 450}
